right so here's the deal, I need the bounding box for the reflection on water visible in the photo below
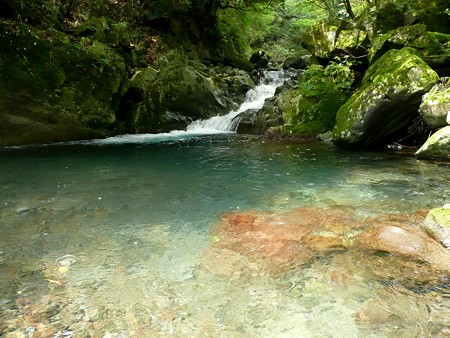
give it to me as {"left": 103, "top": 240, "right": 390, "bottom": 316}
{"left": 0, "top": 135, "right": 449, "bottom": 337}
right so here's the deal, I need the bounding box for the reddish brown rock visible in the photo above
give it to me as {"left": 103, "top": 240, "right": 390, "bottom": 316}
{"left": 355, "top": 224, "right": 450, "bottom": 272}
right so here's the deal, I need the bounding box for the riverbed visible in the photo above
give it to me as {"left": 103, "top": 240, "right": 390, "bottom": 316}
{"left": 0, "top": 135, "right": 449, "bottom": 337}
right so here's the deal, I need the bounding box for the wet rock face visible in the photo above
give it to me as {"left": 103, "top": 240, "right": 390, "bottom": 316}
{"left": 119, "top": 64, "right": 254, "bottom": 133}
{"left": 333, "top": 48, "right": 440, "bottom": 147}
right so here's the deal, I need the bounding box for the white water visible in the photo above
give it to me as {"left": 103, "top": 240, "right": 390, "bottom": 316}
{"left": 187, "top": 70, "right": 285, "bottom": 132}
{"left": 90, "top": 70, "right": 285, "bottom": 145}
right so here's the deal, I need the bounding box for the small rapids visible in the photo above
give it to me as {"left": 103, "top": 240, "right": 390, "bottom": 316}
{"left": 187, "top": 70, "right": 286, "bottom": 132}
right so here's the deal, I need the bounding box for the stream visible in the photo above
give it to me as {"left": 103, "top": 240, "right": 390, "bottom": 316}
{"left": 0, "top": 71, "right": 449, "bottom": 337}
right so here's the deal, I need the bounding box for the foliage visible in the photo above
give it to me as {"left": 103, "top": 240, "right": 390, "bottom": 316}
{"left": 282, "top": 62, "right": 354, "bottom": 135}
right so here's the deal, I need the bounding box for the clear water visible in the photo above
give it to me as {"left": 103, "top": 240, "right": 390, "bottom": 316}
{"left": 0, "top": 135, "right": 449, "bottom": 337}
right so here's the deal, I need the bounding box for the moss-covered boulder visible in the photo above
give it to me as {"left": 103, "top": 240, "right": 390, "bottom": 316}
{"left": 119, "top": 62, "right": 253, "bottom": 133}
{"left": 0, "top": 20, "right": 128, "bottom": 147}
{"left": 357, "top": 2, "right": 404, "bottom": 40}
{"left": 407, "top": 0, "right": 450, "bottom": 34}
{"left": 422, "top": 206, "right": 450, "bottom": 248}
{"left": 415, "top": 125, "right": 450, "bottom": 160}
{"left": 333, "top": 48, "right": 440, "bottom": 147}
{"left": 419, "top": 81, "right": 450, "bottom": 129}
{"left": 334, "top": 29, "right": 370, "bottom": 59}
{"left": 369, "top": 24, "right": 444, "bottom": 65}
{"left": 301, "top": 21, "right": 339, "bottom": 59}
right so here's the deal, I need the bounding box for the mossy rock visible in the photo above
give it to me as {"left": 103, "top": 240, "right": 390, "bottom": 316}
{"left": 333, "top": 48, "right": 440, "bottom": 147}
{"left": 0, "top": 20, "right": 128, "bottom": 146}
{"left": 370, "top": 24, "right": 444, "bottom": 64}
{"left": 236, "top": 64, "right": 354, "bottom": 136}
{"left": 419, "top": 81, "right": 450, "bottom": 129}
{"left": 281, "top": 64, "right": 354, "bottom": 137}
{"left": 357, "top": 2, "right": 404, "bottom": 40}
{"left": 121, "top": 62, "right": 250, "bottom": 133}
{"left": 415, "top": 125, "right": 450, "bottom": 160}
{"left": 407, "top": 0, "right": 450, "bottom": 34}
{"left": 422, "top": 206, "right": 450, "bottom": 248}
{"left": 301, "top": 21, "right": 339, "bottom": 59}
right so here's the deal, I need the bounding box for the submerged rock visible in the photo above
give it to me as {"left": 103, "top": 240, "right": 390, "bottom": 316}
{"left": 355, "top": 224, "right": 450, "bottom": 272}
{"left": 333, "top": 48, "right": 440, "bottom": 147}
{"left": 415, "top": 125, "right": 450, "bottom": 160}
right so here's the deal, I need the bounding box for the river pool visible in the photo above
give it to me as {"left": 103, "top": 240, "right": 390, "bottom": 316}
{"left": 0, "top": 135, "right": 449, "bottom": 337}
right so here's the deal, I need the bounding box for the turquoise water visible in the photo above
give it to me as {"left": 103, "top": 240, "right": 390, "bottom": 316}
{"left": 0, "top": 135, "right": 449, "bottom": 337}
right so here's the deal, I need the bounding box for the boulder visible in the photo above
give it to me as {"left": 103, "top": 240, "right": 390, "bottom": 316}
{"left": 419, "top": 81, "right": 450, "bottom": 129}
{"left": 355, "top": 225, "right": 450, "bottom": 272}
{"left": 370, "top": 24, "right": 444, "bottom": 64}
{"left": 357, "top": 2, "right": 404, "bottom": 39}
{"left": 119, "top": 63, "right": 253, "bottom": 133}
{"left": 333, "top": 48, "right": 440, "bottom": 147}
{"left": 249, "top": 50, "right": 269, "bottom": 69}
{"left": 334, "top": 29, "right": 370, "bottom": 59}
{"left": 422, "top": 206, "right": 450, "bottom": 248}
{"left": 406, "top": 0, "right": 450, "bottom": 34}
{"left": 415, "top": 125, "right": 450, "bottom": 160}
{"left": 301, "top": 21, "right": 339, "bottom": 59}
{"left": 0, "top": 20, "right": 128, "bottom": 147}
{"left": 282, "top": 54, "right": 319, "bottom": 70}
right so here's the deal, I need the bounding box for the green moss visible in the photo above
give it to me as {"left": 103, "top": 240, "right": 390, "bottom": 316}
{"left": 370, "top": 25, "right": 444, "bottom": 64}
{"left": 428, "top": 208, "right": 450, "bottom": 229}
{"left": 0, "top": 19, "right": 128, "bottom": 146}
{"left": 280, "top": 63, "right": 353, "bottom": 136}
{"left": 333, "top": 48, "right": 440, "bottom": 146}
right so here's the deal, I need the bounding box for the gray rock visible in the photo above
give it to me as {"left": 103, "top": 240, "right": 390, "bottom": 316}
{"left": 419, "top": 81, "right": 450, "bottom": 129}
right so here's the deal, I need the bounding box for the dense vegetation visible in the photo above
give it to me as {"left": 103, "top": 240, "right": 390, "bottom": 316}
{"left": 1, "top": 0, "right": 439, "bottom": 66}
{"left": 0, "top": 0, "right": 449, "bottom": 149}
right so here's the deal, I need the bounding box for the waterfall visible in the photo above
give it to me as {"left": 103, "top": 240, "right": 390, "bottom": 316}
{"left": 87, "top": 70, "right": 286, "bottom": 145}
{"left": 187, "top": 70, "right": 285, "bottom": 133}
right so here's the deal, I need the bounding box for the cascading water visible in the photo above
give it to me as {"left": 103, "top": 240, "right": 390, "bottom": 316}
{"left": 91, "top": 70, "right": 286, "bottom": 145}
{"left": 187, "top": 70, "right": 286, "bottom": 133}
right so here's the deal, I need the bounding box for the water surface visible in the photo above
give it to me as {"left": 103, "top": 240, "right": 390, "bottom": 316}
{"left": 0, "top": 135, "right": 449, "bottom": 337}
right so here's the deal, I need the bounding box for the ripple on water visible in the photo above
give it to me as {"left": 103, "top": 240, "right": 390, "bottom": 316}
{"left": 0, "top": 139, "right": 449, "bottom": 336}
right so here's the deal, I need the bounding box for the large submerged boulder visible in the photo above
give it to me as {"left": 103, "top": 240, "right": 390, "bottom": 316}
{"left": 419, "top": 80, "right": 450, "bottom": 129}
{"left": 415, "top": 125, "right": 450, "bottom": 160}
{"left": 0, "top": 20, "right": 128, "bottom": 147}
{"left": 333, "top": 48, "right": 440, "bottom": 147}
{"left": 355, "top": 224, "right": 450, "bottom": 272}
